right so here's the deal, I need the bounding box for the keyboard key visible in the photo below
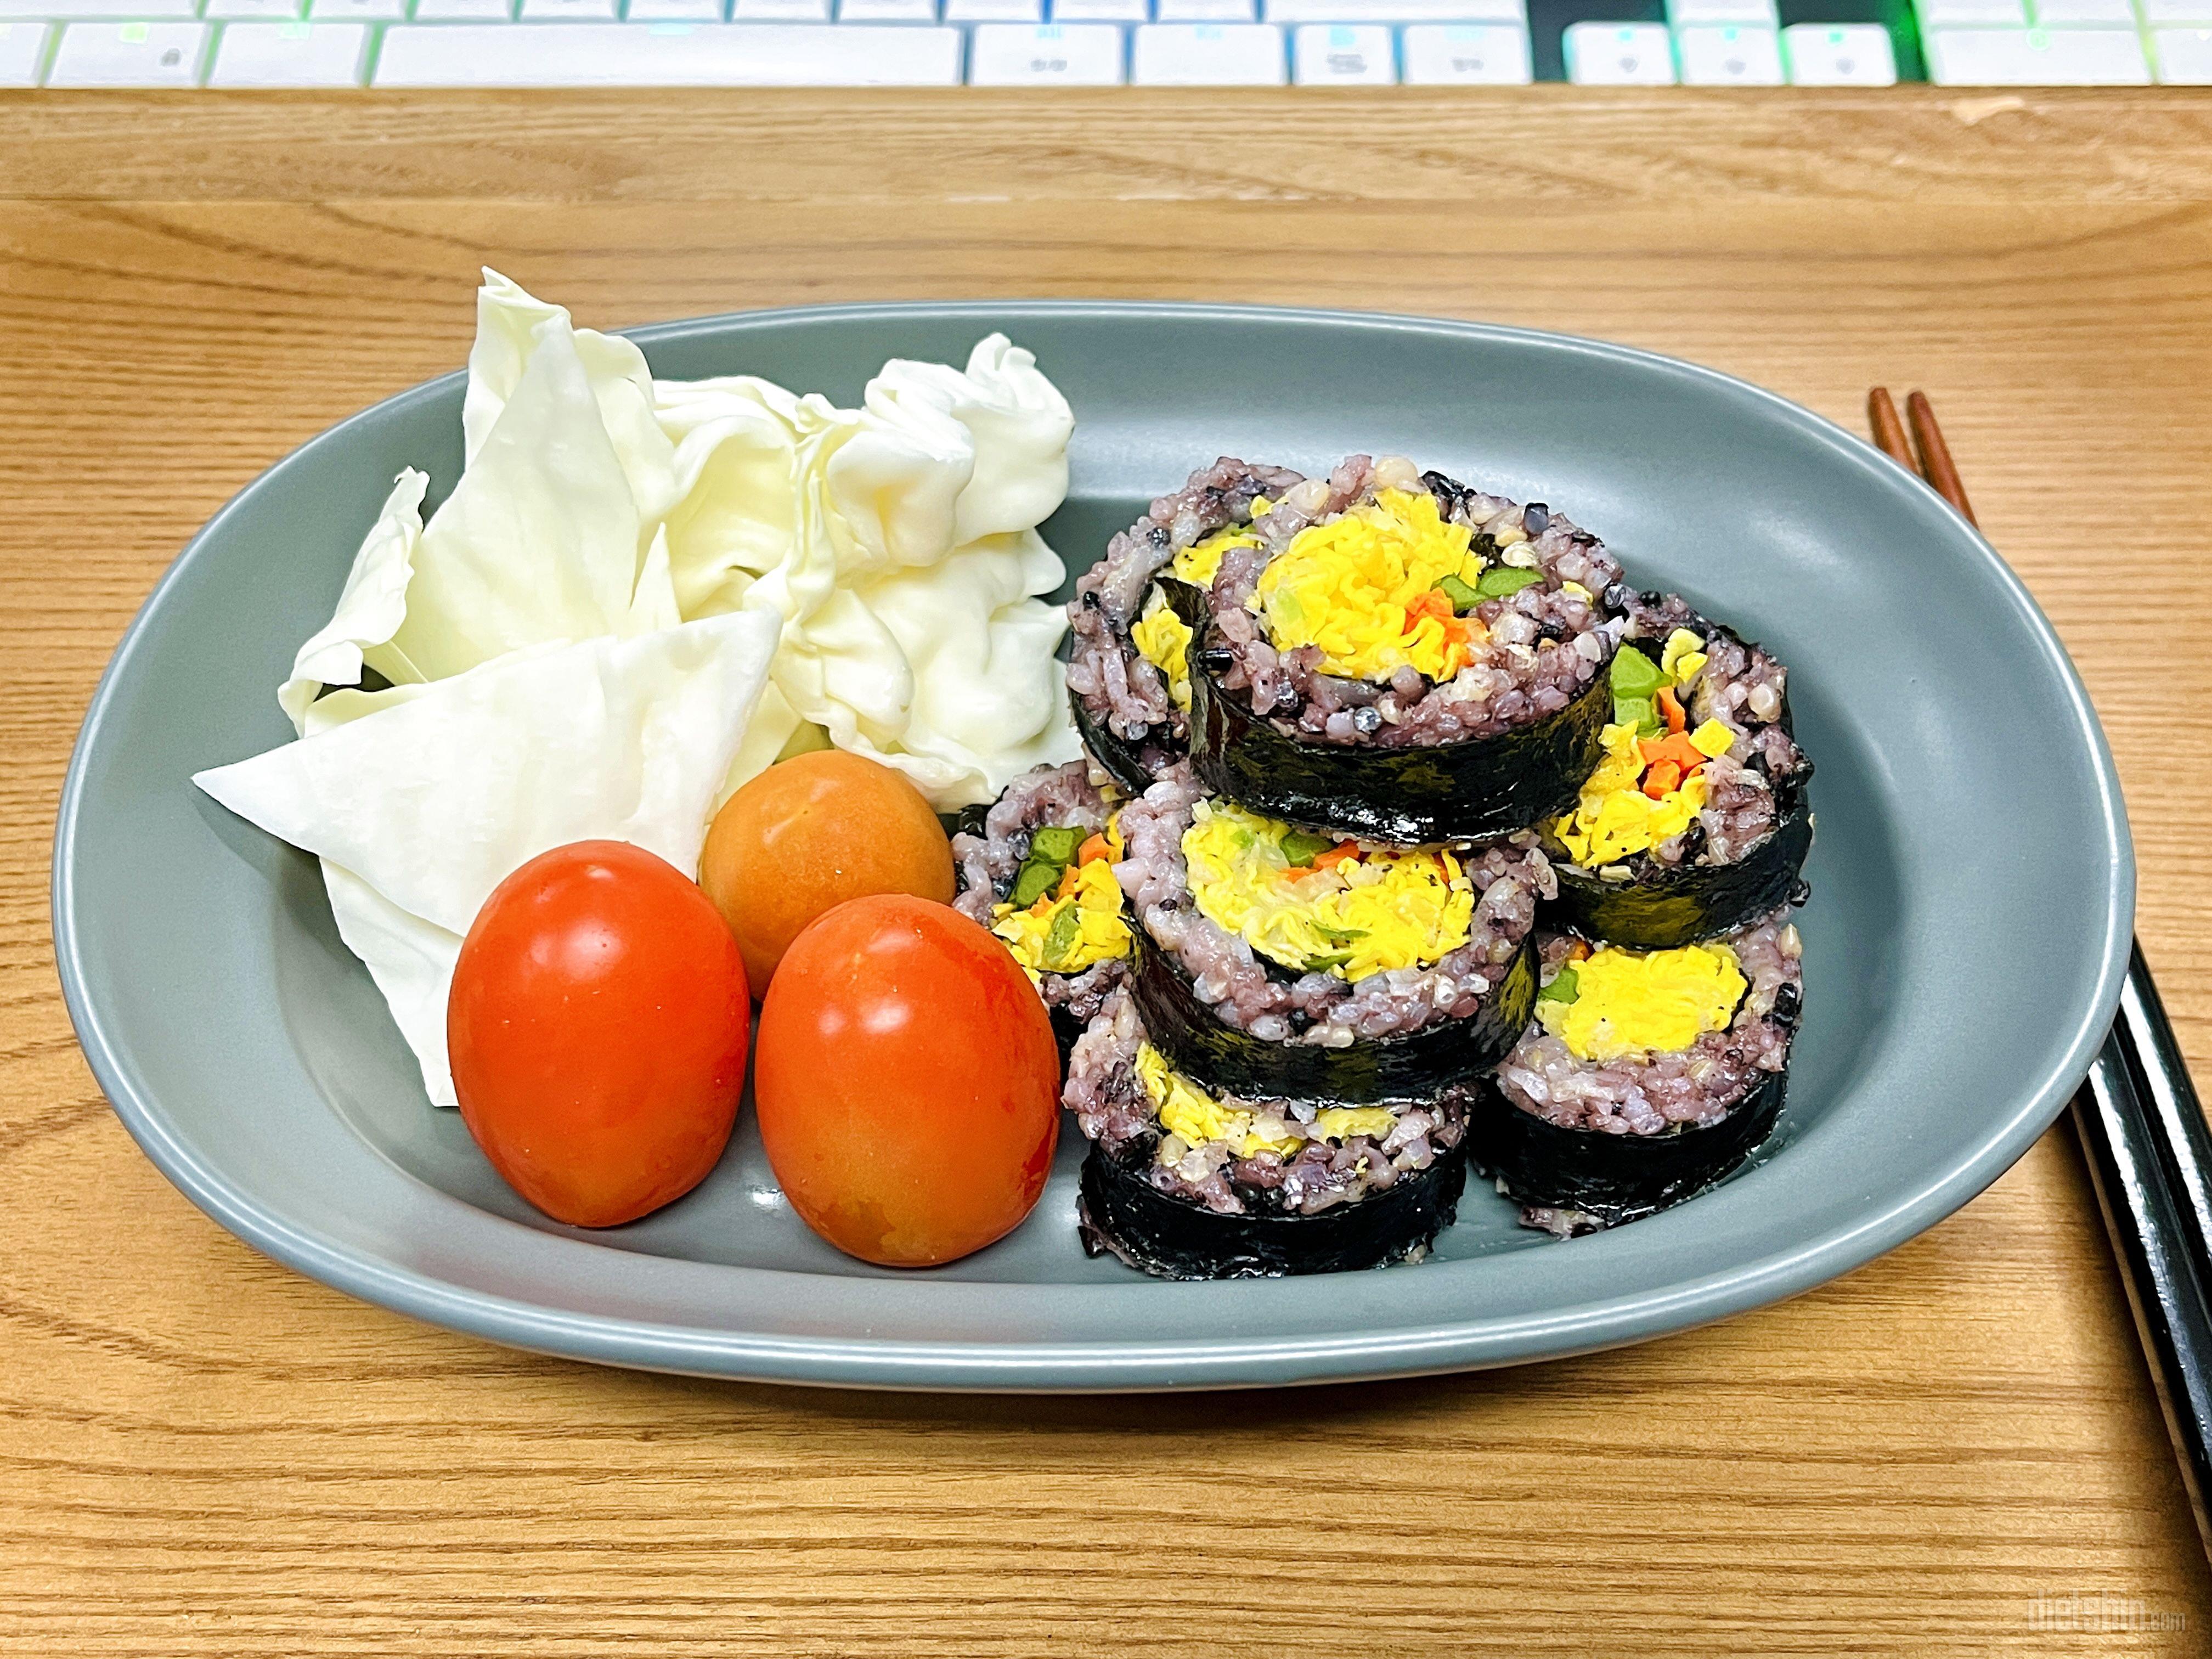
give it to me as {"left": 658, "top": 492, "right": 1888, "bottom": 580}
{"left": 209, "top": 18, "right": 366, "bottom": 79}
{"left": 1780, "top": 21, "right": 1894, "bottom": 82}
{"left": 413, "top": 0, "right": 515, "bottom": 16}
{"left": 2141, "top": 0, "right": 2212, "bottom": 19}
{"left": 48, "top": 19, "right": 207, "bottom": 80}
{"left": 1051, "top": 0, "right": 1142, "bottom": 18}
{"left": 309, "top": 0, "right": 408, "bottom": 18}
{"left": 945, "top": 0, "right": 1036, "bottom": 14}
{"left": 1269, "top": 0, "right": 1520, "bottom": 16}
{"left": 733, "top": 0, "right": 828, "bottom": 15}
{"left": 0, "top": 19, "right": 50, "bottom": 81}
{"left": 1130, "top": 19, "right": 1282, "bottom": 77}
{"left": 837, "top": 0, "right": 931, "bottom": 15}
{"left": 2032, "top": 0, "right": 2131, "bottom": 20}
{"left": 1400, "top": 19, "right": 1526, "bottom": 78}
{"left": 2155, "top": 25, "right": 2212, "bottom": 75}
{"left": 0, "top": 0, "right": 193, "bottom": 16}
{"left": 1676, "top": 20, "right": 1779, "bottom": 79}
{"left": 1155, "top": 0, "right": 1252, "bottom": 18}
{"left": 205, "top": 0, "right": 307, "bottom": 17}
{"left": 1667, "top": 0, "right": 1773, "bottom": 22}
{"left": 1563, "top": 19, "right": 1673, "bottom": 81}
{"left": 376, "top": 19, "right": 961, "bottom": 79}
{"left": 969, "top": 19, "right": 1121, "bottom": 76}
{"left": 1915, "top": 0, "right": 2024, "bottom": 24}
{"left": 1291, "top": 19, "right": 1391, "bottom": 76}
{"left": 517, "top": 0, "right": 619, "bottom": 16}
{"left": 1925, "top": 24, "right": 2148, "bottom": 80}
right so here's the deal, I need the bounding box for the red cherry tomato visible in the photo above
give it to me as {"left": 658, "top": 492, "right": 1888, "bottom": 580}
{"left": 754, "top": 894, "right": 1059, "bottom": 1267}
{"left": 448, "top": 840, "right": 750, "bottom": 1227}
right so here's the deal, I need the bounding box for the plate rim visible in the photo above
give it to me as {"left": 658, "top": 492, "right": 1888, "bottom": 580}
{"left": 49, "top": 298, "right": 2136, "bottom": 1391}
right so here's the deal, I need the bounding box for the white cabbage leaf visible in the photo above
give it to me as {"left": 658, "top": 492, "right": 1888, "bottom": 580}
{"left": 198, "top": 611, "right": 780, "bottom": 1104}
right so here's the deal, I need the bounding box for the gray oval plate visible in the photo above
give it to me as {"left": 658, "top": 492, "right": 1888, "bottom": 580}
{"left": 52, "top": 303, "right": 2132, "bottom": 1391}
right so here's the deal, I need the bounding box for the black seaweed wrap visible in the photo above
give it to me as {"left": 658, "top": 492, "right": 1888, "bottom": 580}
{"left": 1070, "top": 686, "right": 1165, "bottom": 798}
{"left": 1466, "top": 1067, "right": 1787, "bottom": 1233}
{"left": 1170, "top": 582, "right": 1612, "bottom": 844}
{"left": 1128, "top": 926, "right": 1538, "bottom": 1108}
{"left": 1076, "top": 1138, "right": 1468, "bottom": 1280}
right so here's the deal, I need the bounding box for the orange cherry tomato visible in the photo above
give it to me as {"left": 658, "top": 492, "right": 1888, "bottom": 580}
{"left": 697, "top": 749, "right": 954, "bottom": 995}
{"left": 448, "top": 840, "right": 750, "bottom": 1228}
{"left": 754, "top": 894, "right": 1059, "bottom": 1267}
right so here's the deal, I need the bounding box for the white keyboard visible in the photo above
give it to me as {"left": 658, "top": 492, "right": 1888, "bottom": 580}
{"left": 3, "top": 0, "right": 2205, "bottom": 83}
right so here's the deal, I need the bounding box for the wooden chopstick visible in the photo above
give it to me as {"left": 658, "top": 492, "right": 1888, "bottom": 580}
{"left": 1905, "top": 391, "right": 1977, "bottom": 527}
{"left": 1875, "top": 387, "right": 2212, "bottom": 1562}
{"left": 1869, "top": 388, "right": 1978, "bottom": 529}
{"left": 1867, "top": 388, "right": 1912, "bottom": 470}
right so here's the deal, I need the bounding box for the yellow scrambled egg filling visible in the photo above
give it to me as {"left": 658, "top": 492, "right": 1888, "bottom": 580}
{"left": 1553, "top": 722, "right": 1716, "bottom": 866}
{"left": 1136, "top": 1041, "right": 1397, "bottom": 1161}
{"left": 1537, "top": 943, "right": 1747, "bottom": 1062}
{"left": 1127, "top": 512, "right": 1273, "bottom": 709}
{"left": 1252, "top": 488, "right": 1487, "bottom": 684}
{"left": 992, "top": 836, "right": 1132, "bottom": 979}
{"left": 1170, "top": 503, "right": 1269, "bottom": 587}
{"left": 1130, "top": 589, "right": 1194, "bottom": 713}
{"left": 1181, "top": 800, "right": 1474, "bottom": 981}
{"left": 1660, "top": 627, "right": 1709, "bottom": 683}
{"left": 1551, "top": 624, "right": 1740, "bottom": 867}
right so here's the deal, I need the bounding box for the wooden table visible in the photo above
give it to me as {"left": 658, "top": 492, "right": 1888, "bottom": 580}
{"left": 5, "top": 87, "right": 2211, "bottom": 1656}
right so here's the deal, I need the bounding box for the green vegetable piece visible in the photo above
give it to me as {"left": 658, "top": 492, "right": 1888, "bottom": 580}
{"left": 1279, "top": 828, "right": 1336, "bottom": 866}
{"left": 1042, "top": 900, "right": 1082, "bottom": 969}
{"left": 1537, "top": 966, "right": 1581, "bottom": 1005}
{"left": 1474, "top": 566, "right": 1543, "bottom": 599}
{"left": 1612, "top": 695, "right": 1660, "bottom": 736}
{"left": 1311, "top": 922, "right": 1370, "bottom": 945}
{"left": 1435, "top": 573, "right": 1482, "bottom": 614}
{"left": 1610, "top": 646, "right": 1667, "bottom": 697}
{"left": 1008, "top": 859, "right": 1060, "bottom": 910}
{"left": 1304, "top": 951, "right": 1355, "bottom": 974}
{"left": 1028, "top": 825, "right": 1081, "bottom": 865}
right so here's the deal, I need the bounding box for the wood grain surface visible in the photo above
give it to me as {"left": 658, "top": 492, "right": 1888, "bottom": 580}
{"left": 4, "top": 87, "right": 2211, "bottom": 1656}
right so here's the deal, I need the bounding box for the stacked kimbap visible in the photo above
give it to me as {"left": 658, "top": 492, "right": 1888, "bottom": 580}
{"left": 1055, "top": 452, "right": 1813, "bottom": 1275}
{"left": 1471, "top": 913, "right": 1803, "bottom": 1236}
{"left": 951, "top": 760, "right": 1135, "bottom": 1049}
{"left": 1065, "top": 989, "right": 1470, "bottom": 1278}
{"left": 1066, "top": 458, "right": 1302, "bottom": 793}
{"left": 1115, "top": 763, "right": 1542, "bottom": 1104}
{"left": 1543, "top": 594, "right": 1814, "bottom": 947}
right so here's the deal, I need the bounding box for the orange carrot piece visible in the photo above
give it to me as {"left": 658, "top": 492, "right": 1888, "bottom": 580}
{"left": 1656, "top": 685, "right": 1686, "bottom": 735}
{"left": 1311, "top": 842, "right": 1360, "bottom": 871}
{"left": 1643, "top": 760, "right": 1683, "bottom": 800}
{"left": 1076, "top": 832, "right": 1111, "bottom": 866}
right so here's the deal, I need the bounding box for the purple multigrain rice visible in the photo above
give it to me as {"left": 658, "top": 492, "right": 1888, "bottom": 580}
{"left": 1065, "top": 458, "right": 1306, "bottom": 766}
{"left": 1207, "top": 454, "right": 1626, "bottom": 748}
{"left": 1115, "top": 763, "right": 1551, "bottom": 1047}
{"left": 1493, "top": 912, "right": 1802, "bottom": 1137}
{"left": 1065, "top": 988, "right": 1470, "bottom": 1216}
{"left": 1618, "top": 594, "right": 1810, "bottom": 869}
{"left": 950, "top": 760, "right": 1128, "bottom": 1022}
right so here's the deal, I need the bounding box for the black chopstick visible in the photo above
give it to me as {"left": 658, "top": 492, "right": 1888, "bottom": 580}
{"left": 1873, "top": 390, "right": 2212, "bottom": 1562}
{"left": 2075, "top": 950, "right": 2212, "bottom": 1557}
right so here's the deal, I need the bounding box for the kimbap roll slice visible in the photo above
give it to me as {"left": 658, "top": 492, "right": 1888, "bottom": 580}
{"left": 951, "top": 761, "right": 1135, "bottom": 1047}
{"left": 1181, "top": 453, "right": 1627, "bottom": 843}
{"left": 1065, "top": 989, "right": 1470, "bottom": 1279}
{"left": 1471, "top": 912, "right": 1803, "bottom": 1237}
{"left": 1543, "top": 594, "right": 1814, "bottom": 948}
{"left": 1066, "top": 458, "right": 1306, "bottom": 794}
{"left": 1117, "top": 763, "right": 1543, "bottom": 1106}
